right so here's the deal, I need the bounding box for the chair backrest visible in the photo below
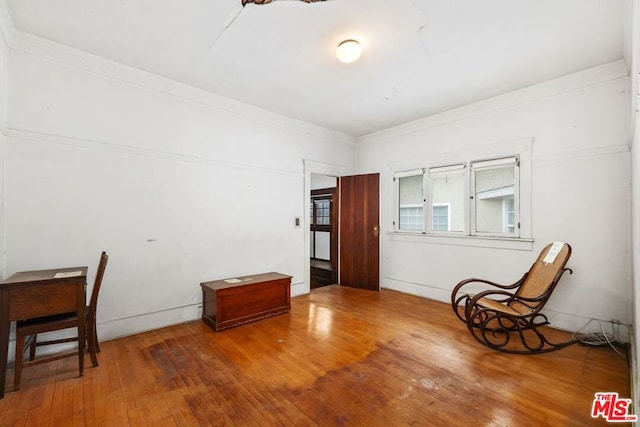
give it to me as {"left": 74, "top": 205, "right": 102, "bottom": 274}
{"left": 88, "top": 251, "right": 109, "bottom": 313}
{"left": 510, "top": 242, "right": 571, "bottom": 313}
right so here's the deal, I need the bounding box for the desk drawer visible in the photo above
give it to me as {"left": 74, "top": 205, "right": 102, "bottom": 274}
{"left": 10, "top": 282, "right": 79, "bottom": 319}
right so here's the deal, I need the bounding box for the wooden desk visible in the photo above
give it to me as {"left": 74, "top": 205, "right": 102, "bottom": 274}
{"left": 0, "top": 266, "right": 87, "bottom": 398}
{"left": 201, "top": 272, "right": 291, "bottom": 331}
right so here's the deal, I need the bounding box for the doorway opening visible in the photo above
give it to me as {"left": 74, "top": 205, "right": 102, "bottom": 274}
{"left": 310, "top": 174, "right": 337, "bottom": 289}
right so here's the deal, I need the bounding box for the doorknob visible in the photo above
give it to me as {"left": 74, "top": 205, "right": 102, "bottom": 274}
{"left": 373, "top": 225, "right": 379, "bottom": 237}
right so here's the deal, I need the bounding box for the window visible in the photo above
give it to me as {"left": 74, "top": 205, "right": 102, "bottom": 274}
{"left": 314, "top": 199, "right": 330, "bottom": 225}
{"left": 397, "top": 171, "right": 424, "bottom": 231}
{"left": 310, "top": 189, "right": 336, "bottom": 260}
{"left": 428, "top": 164, "right": 465, "bottom": 233}
{"left": 471, "top": 157, "right": 519, "bottom": 237}
{"left": 310, "top": 197, "right": 331, "bottom": 228}
{"left": 394, "top": 155, "right": 520, "bottom": 238}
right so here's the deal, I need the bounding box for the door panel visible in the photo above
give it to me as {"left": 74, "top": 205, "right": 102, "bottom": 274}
{"left": 339, "top": 173, "right": 380, "bottom": 291}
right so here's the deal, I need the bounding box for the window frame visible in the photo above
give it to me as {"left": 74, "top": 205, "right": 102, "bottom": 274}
{"left": 393, "top": 169, "right": 426, "bottom": 232}
{"left": 392, "top": 145, "right": 529, "bottom": 243}
{"left": 310, "top": 187, "right": 337, "bottom": 262}
{"left": 310, "top": 190, "right": 334, "bottom": 233}
{"left": 426, "top": 163, "right": 467, "bottom": 235}
{"left": 470, "top": 156, "right": 520, "bottom": 238}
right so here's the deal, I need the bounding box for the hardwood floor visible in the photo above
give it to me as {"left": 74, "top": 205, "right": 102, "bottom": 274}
{"left": 0, "top": 285, "right": 631, "bottom": 426}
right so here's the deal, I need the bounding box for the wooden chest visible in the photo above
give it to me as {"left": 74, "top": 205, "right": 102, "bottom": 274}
{"left": 200, "top": 272, "right": 291, "bottom": 331}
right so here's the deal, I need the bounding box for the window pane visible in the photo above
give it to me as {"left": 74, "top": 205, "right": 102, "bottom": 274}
{"left": 400, "top": 205, "right": 423, "bottom": 230}
{"left": 474, "top": 166, "right": 515, "bottom": 233}
{"left": 432, "top": 204, "right": 450, "bottom": 231}
{"left": 314, "top": 199, "right": 331, "bottom": 225}
{"left": 311, "top": 199, "right": 331, "bottom": 225}
{"left": 504, "top": 197, "right": 515, "bottom": 233}
{"left": 398, "top": 175, "right": 423, "bottom": 230}
{"left": 431, "top": 174, "right": 464, "bottom": 232}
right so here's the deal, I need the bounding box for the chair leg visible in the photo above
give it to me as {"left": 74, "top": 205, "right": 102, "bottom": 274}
{"left": 94, "top": 323, "right": 100, "bottom": 353}
{"left": 14, "top": 333, "right": 25, "bottom": 391}
{"left": 86, "top": 316, "right": 98, "bottom": 368}
{"left": 87, "top": 324, "right": 98, "bottom": 368}
{"left": 28, "top": 333, "right": 37, "bottom": 361}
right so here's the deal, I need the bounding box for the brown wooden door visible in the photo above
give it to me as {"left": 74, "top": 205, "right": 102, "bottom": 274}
{"left": 339, "top": 173, "right": 380, "bottom": 291}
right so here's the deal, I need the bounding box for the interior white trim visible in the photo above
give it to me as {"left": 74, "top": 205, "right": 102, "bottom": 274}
{"left": 358, "top": 60, "right": 629, "bottom": 145}
{"left": 302, "top": 159, "right": 349, "bottom": 296}
{"left": 9, "top": 30, "right": 355, "bottom": 148}
{"left": 534, "top": 144, "right": 630, "bottom": 164}
{"left": 386, "top": 231, "right": 534, "bottom": 251}
{"left": 8, "top": 128, "right": 303, "bottom": 178}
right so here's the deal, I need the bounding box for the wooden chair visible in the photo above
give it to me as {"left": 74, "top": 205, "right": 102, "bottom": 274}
{"left": 14, "top": 251, "right": 109, "bottom": 389}
{"left": 451, "top": 243, "right": 575, "bottom": 354}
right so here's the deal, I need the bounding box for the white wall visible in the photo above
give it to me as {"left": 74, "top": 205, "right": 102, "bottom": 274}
{"left": 629, "top": 0, "right": 640, "bottom": 410}
{"left": 357, "top": 60, "right": 632, "bottom": 334}
{"left": 0, "top": 3, "right": 10, "bottom": 281}
{"left": 632, "top": 108, "right": 640, "bottom": 419}
{"left": 5, "top": 30, "right": 355, "bottom": 341}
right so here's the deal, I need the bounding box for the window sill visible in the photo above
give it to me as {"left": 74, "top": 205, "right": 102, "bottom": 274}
{"left": 386, "top": 232, "right": 534, "bottom": 251}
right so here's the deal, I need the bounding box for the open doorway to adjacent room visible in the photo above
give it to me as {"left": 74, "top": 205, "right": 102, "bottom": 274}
{"left": 310, "top": 174, "right": 337, "bottom": 289}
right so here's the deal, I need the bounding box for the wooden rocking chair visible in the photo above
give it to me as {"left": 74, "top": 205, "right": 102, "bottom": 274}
{"left": 451, "top": 242, "right": 576, "bottom": 354}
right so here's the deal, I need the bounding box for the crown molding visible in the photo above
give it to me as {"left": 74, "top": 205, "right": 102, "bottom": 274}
{"left": 9, "top": 30, "right": 355, "bottom": 148}
{"left": 7, "top": 128, "right": 303, "bottom": 178}
{"left": 358, "top": 60, "right": 630, "bottom": 146}
{"left": 533, "top": 144, "right": 630, "bottom": 165}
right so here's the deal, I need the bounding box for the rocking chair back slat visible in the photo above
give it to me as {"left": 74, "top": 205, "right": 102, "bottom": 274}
{"left": 510, "top": 243, "right": 571, "bottom": 313}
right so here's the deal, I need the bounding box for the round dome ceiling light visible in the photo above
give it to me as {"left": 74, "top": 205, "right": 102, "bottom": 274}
{"left": 336, "top": 39, "right": 362, "bottom": 63}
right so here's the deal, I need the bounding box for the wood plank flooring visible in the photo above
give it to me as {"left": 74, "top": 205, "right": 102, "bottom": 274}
{"left": 0, "top": 285, "right": 631, "bottom": 426}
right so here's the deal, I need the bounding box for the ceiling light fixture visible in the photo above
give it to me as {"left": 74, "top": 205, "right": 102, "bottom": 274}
{"left": 336, "top": 39, "right": 362, "bottom": 63}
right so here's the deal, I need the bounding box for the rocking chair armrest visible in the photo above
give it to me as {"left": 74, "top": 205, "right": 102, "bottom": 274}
{"left": 451, "top": 273, "right": 528, "bottom": 305}
{"left": 468, "top": 289, "right": 518, "bottom": 306}
{"left": 473, "top": 287, "right": 558, "bottom": 306}
{"left": 464, "top": 289, "right": 520, "bottom": 320}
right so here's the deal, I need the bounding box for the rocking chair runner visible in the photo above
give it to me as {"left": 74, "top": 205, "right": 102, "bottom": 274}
{"left": 451, "top": 242, "right": 576, "bottom": 354}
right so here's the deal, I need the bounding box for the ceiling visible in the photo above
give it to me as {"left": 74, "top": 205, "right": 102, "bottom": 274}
{"left": 5, "top": 0, "right": 627, "bottom": 137}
